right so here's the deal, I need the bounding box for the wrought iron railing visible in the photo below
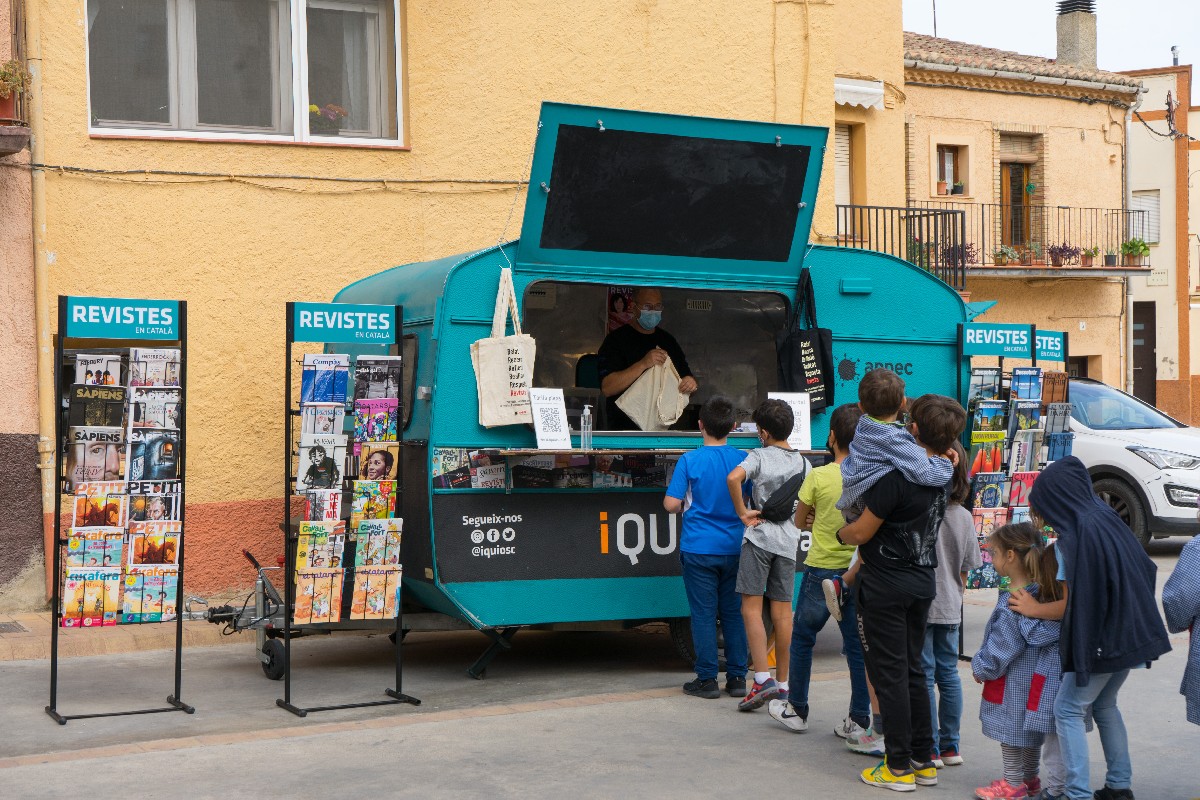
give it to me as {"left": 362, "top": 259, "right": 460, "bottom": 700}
{"left": 913, "top": 202, "right": 1150, "bottom": 268}
{"left": 834, "top": 204, "right": 967, "bottom": 289}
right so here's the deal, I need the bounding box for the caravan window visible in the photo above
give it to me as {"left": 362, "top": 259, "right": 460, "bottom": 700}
{"left": 522, "top": 281, "right": 788, "bottom": 432}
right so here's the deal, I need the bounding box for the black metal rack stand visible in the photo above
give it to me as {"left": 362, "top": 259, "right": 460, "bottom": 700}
{"left": 46, "top": 295, "right": 195, "bottom": 724}
{"left": 278, "top": 301, "right": 420, "bottom": 717}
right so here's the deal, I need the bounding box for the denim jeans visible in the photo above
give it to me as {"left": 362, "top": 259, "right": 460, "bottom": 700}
{"left": 921, "top": 623, "right": 963, "bottom": 753}
{"left": 680, "top": 551, "right": 748, "bottom": 680}
{"left": 1055, "top": 669, "right": 1132, "bottom": 800}
{"left": 788, "top": 567, "right": 870, "bottom": 720}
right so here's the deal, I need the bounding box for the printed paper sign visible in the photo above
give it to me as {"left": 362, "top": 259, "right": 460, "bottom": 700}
{"left": 65, "top": 297, "right": 179, "bottom": 340}
{"left": 1036, "top": 330, "right": 1066, "bottom": 363}
{"left": 962, "top": 323, "right": 1033, "bottom": 358}
{"left": 293, "top": 302, "right": 396, "bottom": 344}
{"left": 529, "top": 388, "right": 572, "bottom": 450}
{"left": 768, "top": 392, "right": 812, "bottom": 451}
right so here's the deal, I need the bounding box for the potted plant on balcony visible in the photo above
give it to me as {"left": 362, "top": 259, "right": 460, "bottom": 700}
{"left": 936, "top": 179, "right": 948, "bottom": 196}
{"left": 993, "top": 245, "right": 1019, "bottom": 266}
{"left": 1120, "top": 238, "right": 1150, "bottom": 266}
{"left": 1047, "top": 242, "right": 1081, "bottom": 267}
{"left": 1104, "top": 249, "right": 1118, "bottom": 267}
{"left": 0, "top": 59, "right": 31, "bottom": 124}
{"left": 951, "top": 180, "right": 965, "bottom": 196}
{"left": 1081, "top": 245, "right": 1100, "bottom": 268}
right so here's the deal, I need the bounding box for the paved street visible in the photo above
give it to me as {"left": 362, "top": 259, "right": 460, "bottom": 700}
{"left": 0, "top": 540, "right": 1194, "bottom": 799}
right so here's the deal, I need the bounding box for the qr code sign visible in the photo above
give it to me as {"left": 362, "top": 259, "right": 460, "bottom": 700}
{"left": 537, "top": 405, "right": 563, "bottom": 435}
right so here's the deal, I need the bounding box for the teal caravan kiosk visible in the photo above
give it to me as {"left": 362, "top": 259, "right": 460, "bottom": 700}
{"left": 334, "top": 103, "right": 970, "bottom": 676}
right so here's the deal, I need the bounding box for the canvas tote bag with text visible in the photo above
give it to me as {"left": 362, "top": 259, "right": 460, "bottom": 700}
{"left": 470, "top": 268, "right": 536, "bottom": 427}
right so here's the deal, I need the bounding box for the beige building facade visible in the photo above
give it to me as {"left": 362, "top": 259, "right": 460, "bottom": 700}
{"left": 900, "top": 20, "right": 1147, "bottom": 390}
{"left": 3, "top": 0, "right": 910, "bottom": 607}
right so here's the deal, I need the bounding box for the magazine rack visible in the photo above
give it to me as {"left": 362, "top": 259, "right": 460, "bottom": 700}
{"left": 955, "top": 323, "right": 1071, "bottom": 661}
{"left": 279, "top": 301, "right": 420, "bottom": 717}
{"left": 46, "top": 295, "right": 194, "bottom": 725}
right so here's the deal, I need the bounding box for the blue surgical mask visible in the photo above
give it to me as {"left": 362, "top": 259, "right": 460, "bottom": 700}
{"left": 638, "top": 310, "right": 662, "bottom": 329}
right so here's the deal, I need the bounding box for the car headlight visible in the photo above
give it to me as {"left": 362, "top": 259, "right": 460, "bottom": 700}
{"left": 1165, "top": 485, "right": 1200, "bottom": 507}
{"left": 1128, "top": 446, "right": 1200, "bottom": 470}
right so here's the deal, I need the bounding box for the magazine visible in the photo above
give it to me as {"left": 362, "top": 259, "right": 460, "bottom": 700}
{"left": 1008, "top": 471, "right": 1038, "bottom": 507}
{"left": 626, "top": 454, "right": 668, "bottom": 488}
{"left": 128, "top": 479, "right": 182, "bottom": 522}
{"left": 353, "top": 398, "right": 398, "bottom": 446}
{"left": 294, "top": 568, "right": 345, "bottom": 624}
{"left": 1044, "top": 403, "right": 1072, "bottom": 434}
{"left": 296, "top": 520, "right": 348, "bottom": 569}
{"left": 353, "top": 355, "right": 403, "bottom": 401}
{"left": 348, "top": 565, "right": 402, "bottom": 620}
{"left": 68, "top": 384, "right": 126, "bottom": 427}
{"left": 1042, "top": 371, "right": 1069, "bottom": 405}
{"left": 126, "top": 428, "right": 180, "bottom": 481}
{"left": 121, "top": 566, "right": 179, "bottom": 623}
{"left": 971, "top": 400, "right": 1006, "bottom": 433}
{"left": 349, "top": 480, "right": 396, "bottom": 528}
{"left": 357, "top": 441, "right": 400, "bottom": 481}
{"left": 432, "top": 448, "right": 472, "bottom": 489}
{"left": 1010, "top": 367, "right": 1043, "bottom": 401}
{"left": 968, "top": 367, "right": 1001, "bottom": 402}
{"left": 1009, "top": 507, "right": 1031, "bottom": 525}
{"left": 1009, "top": 429, "right": 1044, "bottom": 473}
{"left": 297, "top": 433, "right": 347, "bottom": 491}
{"left": 469, "top": 451, "right": 506, "bottom": 489}
{"left": 66, "top": 425, "right": 126, "bottom": 489}
{"left": 593, "top": 454, "right": 633, "bottom": 488}
{"left": 301, "top": 354, "right": 350, "bottom": 403}
{"left": 968, "top": 431, "right": 1006, "bottom": 477}
{"left": 299, "top": 489, "right": 342, "bottom": 522}
{"left": 1046, "top": 432, "right": 1074, "bottom": 462}
{"left": 72, "top": 481, "right": 128, "bottom": 528}
{"left": 354, "top": 518, "right": 403, "bottom": 567}
{"left": 128, "top": 348, "right": 181, "bottom": 387}
{"left": 65, "top": 527, "right": 124, "bottom": 568}
{"left": 971, "top": 472, "right": 1007, "bottom": 509}
{"left": 301, "top": 402, "right": 346, "bottom": 436}
{"left": 1007, "top": 400, "right": 1041, "bottom": 439}
{"left": 509, "top": 453, "right": 554, "bottom": 489}
{"left": 74, "top": 353, "right": 122, "bottom": 386}
{"left": 61, "top": 567, "right": 122, "bottom": 627}
{"left": 128, "top": 387, "right": 182, "bottom": 430}
{"left": 128, "top": 520, "right": 181, "bottom": 566}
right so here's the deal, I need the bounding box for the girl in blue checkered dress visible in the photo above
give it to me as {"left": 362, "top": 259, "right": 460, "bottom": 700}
{"left": 971, "top": 523, "right": 1062, "bottom": 800}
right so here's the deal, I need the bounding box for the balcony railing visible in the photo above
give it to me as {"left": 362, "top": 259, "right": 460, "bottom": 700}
{"left": 835, "top": 204, "right": 967, "bottom": 289}
{"left": 913, "top": 202, "right": 1149, "bottom": 268}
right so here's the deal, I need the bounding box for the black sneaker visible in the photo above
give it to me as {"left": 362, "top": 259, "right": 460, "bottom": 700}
{"left": 1094, "top": 788, "right": 1134, "bottom": 800}
{"left": 682, "top": 677, "right": 721, "bottom": 699}
{"left": 725, "top": 675, "right": 747, "bottom": 697}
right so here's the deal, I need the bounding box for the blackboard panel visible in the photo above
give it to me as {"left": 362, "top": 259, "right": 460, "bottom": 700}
{"left": 540, "top": 125, "right": 809, "bottom": 262}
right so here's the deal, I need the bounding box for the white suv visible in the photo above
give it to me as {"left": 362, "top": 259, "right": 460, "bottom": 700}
{"left": 1068, "top": 378, "right": 1200, "bottom": 547}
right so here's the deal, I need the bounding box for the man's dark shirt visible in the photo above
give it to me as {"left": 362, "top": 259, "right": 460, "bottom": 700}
{"left": 858, "top": 469, "right": 947, "bottom": 599}
{"left": 595, "top": 325, "right": 693, "bottom": 431}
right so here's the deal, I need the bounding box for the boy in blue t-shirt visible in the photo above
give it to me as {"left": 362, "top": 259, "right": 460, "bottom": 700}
{"left": 664, "top": 395, "right": 750, "bottom": 699}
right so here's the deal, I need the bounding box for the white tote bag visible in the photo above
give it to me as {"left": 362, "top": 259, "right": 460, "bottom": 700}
{"left": 470, "top": 268, "right": 536, "bottom": 427}
{"left": 615, "top": 358, "right": 688, "bottom": 432}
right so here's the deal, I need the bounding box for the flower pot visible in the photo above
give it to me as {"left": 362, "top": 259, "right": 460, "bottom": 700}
{"left": 0, "top": 93, "right": 17, "bottom": 124}
{"left": 1104, "top": 255, "right": 1117, "bottom": 266}
{"left": 1081, "top": 255, "right": 1094, "bottom": 267}
{"left": 1050, "top": 256, "right": 1065, "bottom": 267}
{"left": 1020, "top": 253, "right": 1034, "bottom": 266}
{"left": 951, "top": 185, "right": 965, "bottom": 195}
{"left": 936, "top": 182, "right": 948, "bottom": 196}
{"left": 994, "top": 257, "right": 1009, "bottom": 266}
{"left": 1123, "top": 254, "right": 1141, "bottom": 267}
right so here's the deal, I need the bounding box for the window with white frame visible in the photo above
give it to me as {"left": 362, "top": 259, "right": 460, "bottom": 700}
{"left": 1130, "top": 190, "right": 1161, "bottom": 245}
{"left": 87, "top": 0, "right": 400, "bottom": 142}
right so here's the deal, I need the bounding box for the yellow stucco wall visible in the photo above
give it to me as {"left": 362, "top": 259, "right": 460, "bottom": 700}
{"left": 25, "top": 0, "right": 906, "bottom": 598}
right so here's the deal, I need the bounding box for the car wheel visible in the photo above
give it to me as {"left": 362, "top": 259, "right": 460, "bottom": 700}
{"left": 1092, "top": 478, "right": 1150, "bottom": 548}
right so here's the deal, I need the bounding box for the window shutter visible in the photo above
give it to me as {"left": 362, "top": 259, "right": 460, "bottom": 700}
{"left": 834, "top": 124, "right": 852, "bottom": 206}
{"left": 1130, "top": 190, "right": 1160, "bottom": 244}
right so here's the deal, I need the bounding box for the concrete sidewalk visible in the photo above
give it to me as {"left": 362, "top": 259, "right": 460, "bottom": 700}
{"left": 0, "top": 610, "right": 252, "bottom": 660}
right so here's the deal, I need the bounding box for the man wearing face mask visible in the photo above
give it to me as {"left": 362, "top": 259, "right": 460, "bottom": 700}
{"left": 597, "top": 287, "right": 698, "bottom": 430}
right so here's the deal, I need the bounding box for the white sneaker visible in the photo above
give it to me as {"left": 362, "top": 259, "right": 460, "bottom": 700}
{"left": 846, "top": 727, "right": 886, "bottom": 756}
{"left": 767, "top": 699, "right": 808, "bottom": 732}
{"left": 932, "top": 757, "right": 945, "bottom": 769}
{"left": 834, "top": 716, "right": 867, "bottom": 739}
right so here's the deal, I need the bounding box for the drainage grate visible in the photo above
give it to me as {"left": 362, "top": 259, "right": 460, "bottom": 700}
{"left": 0, "top": 622, "right": 29, "bottom": 634}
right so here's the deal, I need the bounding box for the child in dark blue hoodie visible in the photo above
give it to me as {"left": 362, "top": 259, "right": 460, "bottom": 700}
{"left": 1008, "top": 456, "right": 1171, "bottom": 800}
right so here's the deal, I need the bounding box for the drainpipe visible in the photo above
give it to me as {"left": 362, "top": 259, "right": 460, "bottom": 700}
{"left": 1124, "top": 90, "right": 1143, "bottom": 396}
{"left": 24, "top": 0, "right": 55, "bottom": 598}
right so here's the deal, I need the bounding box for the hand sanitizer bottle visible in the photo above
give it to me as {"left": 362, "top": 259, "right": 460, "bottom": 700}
{"left": 581, "top": 404, "right": 592, "bottom": 451}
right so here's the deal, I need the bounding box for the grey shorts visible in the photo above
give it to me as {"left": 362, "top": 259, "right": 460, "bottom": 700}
{"left": 735, "top": 540, "right": 797, "bottom": 602}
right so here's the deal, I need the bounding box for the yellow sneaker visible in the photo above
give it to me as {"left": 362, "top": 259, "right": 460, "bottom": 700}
{"left": 860, "top": 762, "right": 917, "bottom": 792}
{"left": 909, "top": 760, "right": 938, "bottom": 786}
